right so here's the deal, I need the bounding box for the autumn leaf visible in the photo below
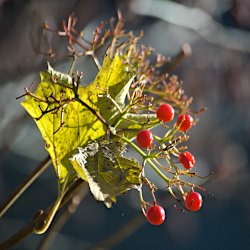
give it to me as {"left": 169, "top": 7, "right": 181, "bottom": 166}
{"left": 70, "top": 140, "right": 142, "bottom": 207}
{"left": 21, "top": 55, "right": 131, "bottom": 182}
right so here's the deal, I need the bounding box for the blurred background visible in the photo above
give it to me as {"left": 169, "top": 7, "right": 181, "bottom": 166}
{"left": 0, "top": 0, "right": 250, "bottom": 249}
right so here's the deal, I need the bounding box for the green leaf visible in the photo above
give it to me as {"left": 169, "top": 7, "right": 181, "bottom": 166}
{"left": 95, "top": 60, "right": 133, "bottom": 125}
{"left": 116, "top": 113, "right": 159, "bottom": 139}
{"left": 70, "top": 140, "right": 142, "bottom": 207}
{"left": 21, "top": 55, "right": 130, "bottom": 182}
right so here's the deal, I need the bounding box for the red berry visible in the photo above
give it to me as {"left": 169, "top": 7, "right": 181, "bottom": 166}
{"left": 136, "top": 130, "right": 154, "bottom": 148}
{"left": 156, "top": 104, "right": 175, "bottom": 122}
{"left": 184, "top": 191, "right": 203, "bottom": 212}
{"left": 178, "top": 151, "right": 195, "bottom": 170}
{"left": 146, "top": 205, "right": 165, "bottom": 225}
{"left": 177, "top": 114, "right": 193, "bottom": 132}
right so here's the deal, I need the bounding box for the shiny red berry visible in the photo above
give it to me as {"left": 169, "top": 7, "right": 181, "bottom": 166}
{"left": 178, "top": 151, "right": 195, "bottom": 170}
{"left": 177, "top": 114, "right": 193, "bottom": 132}
{"left": 185, "top": 191, "right": 203, "bottom": 212}
{"left": 146, "top": 205, "right": 165, "bottom": 225}
{"left": 136, "top": 130, "right": 154, "bottom": 148}
{"left": 156, "top": 104, "right": 175, "bottom": 122}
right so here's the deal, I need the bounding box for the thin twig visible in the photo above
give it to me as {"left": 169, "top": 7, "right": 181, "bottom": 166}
{"left": 0, "top": 221, "right": 34, "bottom": 250}
{"left": 37, "top": 182, "right": 88, "bottom": 250}
{"left": 88, "top": 214, "right": 146, "bottom": 250}
{"left": 0, "top": 155, "right": 52, "bottom": 218}
{"left": 68, "top": 54, "right": 77, "bottom": 75}
{"left": 88, "top": 196, "right": 171, "bottom": 250}
{"left": 164, "top": 43, "right": 192, "bottom": 73}
{"left": 59, "top": 179, "right": 85, "bottom": 208}
{"left": 0, "top": 179, "right": 86, "bottom": 249}
{"left": 0, "top": 200, "right": 61, "bottom": 249}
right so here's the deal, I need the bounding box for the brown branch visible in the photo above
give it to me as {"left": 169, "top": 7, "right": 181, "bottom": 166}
{"left": 164, "top": 43, "right": 192, "bottom": 73}
{"left": 37, "top": 182, "right": 88, "bottom": 250}
{"left": 0, "top": 200, "right": 62, "bottom": 249}
{"left": 0, "top": 155, "right": 52, "bottom": 218}
{"left": 88, "top": 214, "right": 146, "bottom": 250}
{"left": 88, "top": 197, "right": 171, "bottom": 249}
{"left": 0, "top": 222, "right": 34, "bottom": 250}
{"left": 0, "top": 179, "right": 86, "bottom": 249}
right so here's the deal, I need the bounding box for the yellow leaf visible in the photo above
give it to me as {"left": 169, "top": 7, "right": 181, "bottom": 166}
{"left": 22, "top": 55, "right": 129, "bottom": 182}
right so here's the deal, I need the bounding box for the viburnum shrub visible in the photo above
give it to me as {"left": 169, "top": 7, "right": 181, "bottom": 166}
{"left": 0, "top": 12, "right": 209, "bottom": 249}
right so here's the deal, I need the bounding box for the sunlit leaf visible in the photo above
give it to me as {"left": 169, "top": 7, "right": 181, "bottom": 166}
{"left": 116, "top": 113, "right": 159, "bottom": 139}
{"left": 70, "top": 140, "right": 142, "bottom": 207}
{"left": 21, "top": 55, "right": 130, "bottom": 182}
{"left": 97, "top": 76, "right": 134, "bottom": 124}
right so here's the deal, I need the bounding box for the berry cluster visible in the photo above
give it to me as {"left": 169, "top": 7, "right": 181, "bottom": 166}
{"left": 135, "top": 104, "right": 203, "bottom": 225}
{"left": 0, "top": 13, "right": 208, "bottom": 249}
{"left": 29, "top": 13, "right": 206, "bottom": 228}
